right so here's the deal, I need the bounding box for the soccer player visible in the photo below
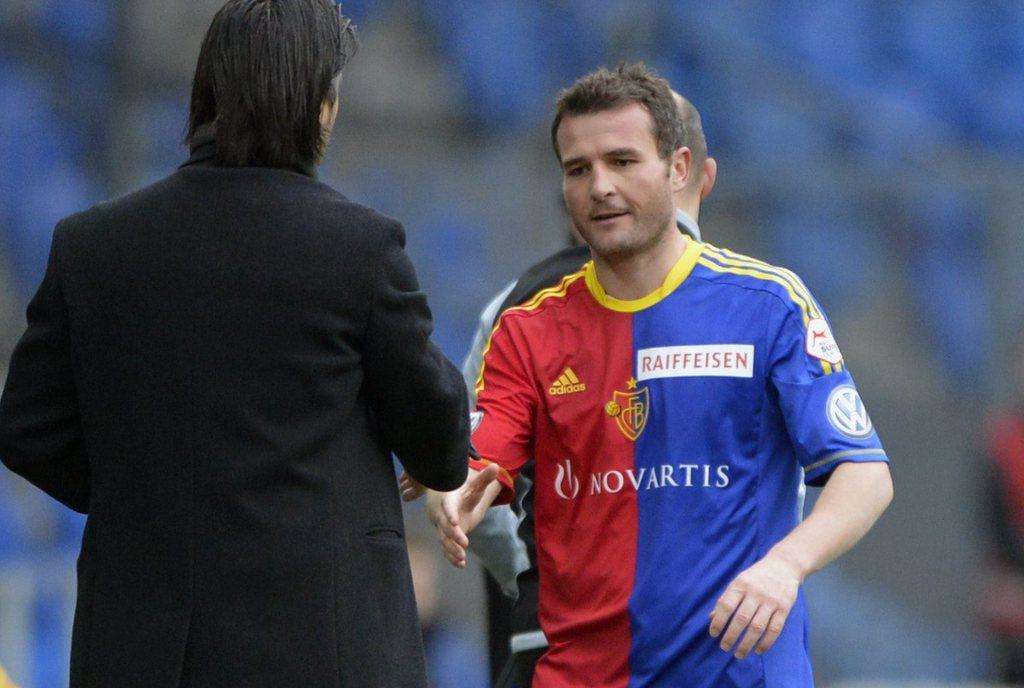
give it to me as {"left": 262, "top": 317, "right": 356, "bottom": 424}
{"left": 425, "top": 63, "right": 893, "bottom": 687}
{"left": 432, "top": 90, "right": 715, "bottom": 687}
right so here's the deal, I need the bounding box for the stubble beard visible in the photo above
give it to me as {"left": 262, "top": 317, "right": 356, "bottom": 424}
{"left": 577, "top": 189, "right": 675, "bottom": 263}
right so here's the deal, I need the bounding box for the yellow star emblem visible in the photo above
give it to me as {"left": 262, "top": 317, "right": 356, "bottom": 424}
{"left": 626, "top": 377, "right": 638, "bottom": 390}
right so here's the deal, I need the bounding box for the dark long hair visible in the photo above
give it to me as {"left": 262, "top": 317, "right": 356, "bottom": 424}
{"left": 186, "top": 0, "right": 358, "bottom": 168}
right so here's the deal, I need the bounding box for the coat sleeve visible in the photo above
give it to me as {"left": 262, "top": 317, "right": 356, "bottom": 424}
{"left": 361, "top": 219, "right": 469, "bottom": 491}
{"left": 0, "top": 223, "right": 90, "bottom": 513}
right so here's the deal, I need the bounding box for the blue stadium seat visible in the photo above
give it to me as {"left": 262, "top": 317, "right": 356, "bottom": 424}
{"left": 766, "top": 193, "right": 879, "bottom": 315}
{"left": 42, "top": 0, "right": 113, "bottom": 51}
{"left": 421, "top": 1, "right": 562, "bottom": 129}
{"left": 0, "top": 62, "right": 99, "bottom": 297}
{"left": 727, "top": 97, "right": 826, "bottom": 168}
{"left": 896, "top": 1, "right": 979, "bottom": 128}
{"left": 337, "top": 0, "right": 375, "bottom": 25}
{"left": 405, "top": 203, "right": 492, "bottom": 360}
{"left": 135, "top": 99, "right": 190, "bottom": 186}
{"left": 777, "top": 0, "right": 877, "bottom": 82}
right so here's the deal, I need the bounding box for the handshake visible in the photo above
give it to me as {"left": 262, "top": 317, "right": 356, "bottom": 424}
{"left": 399, "top": 464, "right": 502, "bottom": 568}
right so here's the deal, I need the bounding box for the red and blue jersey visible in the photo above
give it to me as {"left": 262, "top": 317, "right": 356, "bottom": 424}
{"left": 470, "top": 239, "right": 889, "bottom": 688}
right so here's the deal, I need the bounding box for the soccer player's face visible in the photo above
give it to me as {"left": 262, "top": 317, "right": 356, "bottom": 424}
{"left": 558, "top": 103, "right": 677, "bottom": 261}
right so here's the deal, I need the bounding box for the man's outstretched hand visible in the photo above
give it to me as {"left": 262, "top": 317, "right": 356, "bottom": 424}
{"left": 424, "top": 464, "right": 502, "bottom": 568}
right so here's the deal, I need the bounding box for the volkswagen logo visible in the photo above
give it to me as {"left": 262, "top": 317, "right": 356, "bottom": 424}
{"left": 826, "top": 385, "right": 873, "bottom": 439}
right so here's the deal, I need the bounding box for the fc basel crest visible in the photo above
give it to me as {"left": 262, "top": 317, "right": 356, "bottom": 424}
{"left": 605, "top": 378, "right": 649, "bottom": 441}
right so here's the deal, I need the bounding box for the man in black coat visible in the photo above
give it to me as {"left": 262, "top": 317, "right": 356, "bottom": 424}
{"left": 0, "top": 2, "right": 469, "bottom": 686}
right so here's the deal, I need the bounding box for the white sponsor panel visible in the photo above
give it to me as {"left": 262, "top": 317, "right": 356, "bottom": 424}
{"left": 636, "top": 344, "right": 754, "bottom": 381}
{"left": 805, "top": 317, "right": 843, "bottom": 365}
{"left": 469, "top": 411, "right": 484, "bottom": 433}
{"left": 826, "top": 385, "right": 873, "bottom": 438}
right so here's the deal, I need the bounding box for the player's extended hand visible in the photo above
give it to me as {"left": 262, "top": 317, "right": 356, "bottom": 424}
{"left": 399, "top": 471, "right": 427, "bottom": 502}
{"left": 708, "top": 552, "right": 802, "bottom": 660}
{"left": 426, "top": 463, "right": 501, "bottom": 569}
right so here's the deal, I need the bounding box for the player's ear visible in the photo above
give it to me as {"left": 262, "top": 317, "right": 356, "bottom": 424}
{"left": 700, "top": 157, "right": 717, "bottom": 201}
{"left": 670, "top": 146, "right": 691, "bottom": 194}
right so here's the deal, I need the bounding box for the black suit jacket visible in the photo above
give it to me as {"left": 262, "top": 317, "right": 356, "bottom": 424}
{"left": 0, "top": 142, "right": 470, "bottom": 688}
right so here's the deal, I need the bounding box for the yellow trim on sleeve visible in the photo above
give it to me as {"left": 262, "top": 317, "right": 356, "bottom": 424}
{"left": 705, "top": 245, "right": 820, "bottom": 315}
{"left": 583, "top": 238, "right": 703, "bottom": 313}
{"left": 469, "top": 456, "right": 515, "bottom": 487}
{"left": 804, "top": 448, "right": 887, "bottom": 473}
{"left": 474, "top": 269, "right": 586, "bottom": 395}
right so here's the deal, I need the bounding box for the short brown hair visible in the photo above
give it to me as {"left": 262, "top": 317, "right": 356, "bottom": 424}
{"left": 551, "top": 63, "right": 684, "bottom": 161}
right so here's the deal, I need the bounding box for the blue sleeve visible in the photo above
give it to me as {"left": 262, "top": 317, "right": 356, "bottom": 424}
{"left": 767, "top": 295, "right": 888, "bottom": 487}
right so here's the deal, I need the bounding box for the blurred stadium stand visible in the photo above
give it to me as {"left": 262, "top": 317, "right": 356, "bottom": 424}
{"left": 1, "top": 1, "right": 1022, "bottom": 686}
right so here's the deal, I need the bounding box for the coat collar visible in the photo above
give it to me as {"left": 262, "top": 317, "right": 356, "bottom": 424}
{"left": 180, "top": 123, "right": 318, "bottom": 179}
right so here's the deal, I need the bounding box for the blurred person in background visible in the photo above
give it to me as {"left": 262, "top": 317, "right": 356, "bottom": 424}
{"left": 406, "top": 532, "right": 489, "bottom": 688}
{"left": 420, "top": 63, "right": 893, "bottom": 687}
{"left": 981, "top": 329, "right": 1024, "bottom": 682}
{"left": 412, "top": 89, "right": 716, "bottom": 688}
{"left": 0, "top": 1, "right": 471, "bottom": 687}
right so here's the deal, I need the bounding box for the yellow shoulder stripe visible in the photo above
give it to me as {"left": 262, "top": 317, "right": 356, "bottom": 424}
{"left": 702, "top": 244, "right": 820, "bottom": 320}
{"left": 474, "top": 269, "right": 586, "bottom": 395}
{"left": 697, "top": 245, "right": 838, "bottom": 375}
{"left": 705, "top": 245, "right": 823, "bottom": 319}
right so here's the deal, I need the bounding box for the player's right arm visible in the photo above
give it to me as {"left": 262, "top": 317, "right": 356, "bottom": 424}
{"left": 427, "top": 313, "right": 539, "bottom": 567}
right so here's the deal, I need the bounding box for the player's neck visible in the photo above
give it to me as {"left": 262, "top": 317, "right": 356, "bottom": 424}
{"left": 591, "top": 228, "right": 688, "bottom": 301}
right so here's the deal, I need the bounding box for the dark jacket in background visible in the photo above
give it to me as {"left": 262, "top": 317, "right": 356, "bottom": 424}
{"left": 0, "top": 141, "right": 470, "bottom": 688}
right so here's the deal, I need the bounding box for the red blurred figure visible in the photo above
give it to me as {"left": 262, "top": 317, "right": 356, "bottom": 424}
{"left": 981, "top": 331, "right": 1024, "bottom": 681}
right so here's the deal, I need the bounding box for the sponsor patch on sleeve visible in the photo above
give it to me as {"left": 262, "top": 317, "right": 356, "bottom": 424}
{"left": 469, "top": 410, "right": 484, "bottom": 433}
{"left": 826, "top": 385, "right": 873, "bottom": 438}
{"left": 805, "top": 317, "right": 843, "bottom": 365}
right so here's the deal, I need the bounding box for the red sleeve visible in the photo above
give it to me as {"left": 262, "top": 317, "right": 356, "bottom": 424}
{"left": 470, "top": 313, "right": 537, "bottom": 505}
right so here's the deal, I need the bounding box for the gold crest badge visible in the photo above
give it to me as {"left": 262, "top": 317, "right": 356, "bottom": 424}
{"left": 605, "top": 377, "right": 649, "bottom": 441}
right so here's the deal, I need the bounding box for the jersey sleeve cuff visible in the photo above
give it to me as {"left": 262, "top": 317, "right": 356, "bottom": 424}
{"left": 803, "top": 448, "right": 889, "bottom": 487}
{"left": 468, "top": 457, "right": 516, "bottom": 505}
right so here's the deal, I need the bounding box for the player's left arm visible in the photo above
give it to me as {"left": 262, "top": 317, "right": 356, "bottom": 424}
{"left": 710, "top": 461, "right": 892, "bottom": 659}
{"left": 711, "top": 287, "right": 893, "bottom": 659}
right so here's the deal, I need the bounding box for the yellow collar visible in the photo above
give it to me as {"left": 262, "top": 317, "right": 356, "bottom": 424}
{"left": 584, "top": 239, "right": 703, "bottom": 313}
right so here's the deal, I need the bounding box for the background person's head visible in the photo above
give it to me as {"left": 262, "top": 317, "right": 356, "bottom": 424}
{"left": 672, "top": 91, "right": 717, "bottom": 219}
{"left": 186, "top": 0, "right": 358, "bottom": 169}
{"left": 552, "top": 63, "right": 687, "bottom": 261}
